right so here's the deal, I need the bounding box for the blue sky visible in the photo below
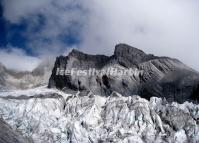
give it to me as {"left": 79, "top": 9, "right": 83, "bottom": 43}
{"left": 0, "top": 1, "right": 82, "bottom": 56}
{"left": 0, "top": 0, "right": 199, "bottom": 71}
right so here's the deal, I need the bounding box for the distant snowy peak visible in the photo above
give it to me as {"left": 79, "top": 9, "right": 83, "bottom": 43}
{"left": 49, "top": 44, "right": 199, "bottom": 103}
{"left": 0, "top": 59, "right": 54, "bottom": 91}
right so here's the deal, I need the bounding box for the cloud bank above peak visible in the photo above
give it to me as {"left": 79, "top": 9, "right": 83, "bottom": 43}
{"left": 1, "top": 0, "right": 199, "bottom": 71}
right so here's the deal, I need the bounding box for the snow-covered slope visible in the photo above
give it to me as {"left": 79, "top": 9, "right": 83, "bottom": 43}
{"left": 0, "top": 87, "right": 199, "bottom": 143}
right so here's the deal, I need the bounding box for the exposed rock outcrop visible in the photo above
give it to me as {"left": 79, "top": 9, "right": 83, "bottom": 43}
{"left": 49, "top": 44, "right": 199, "bottom": 103}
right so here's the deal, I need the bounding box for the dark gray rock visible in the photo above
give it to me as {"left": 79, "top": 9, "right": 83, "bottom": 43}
{"left": 114, "top": 44, "right": 154, "bottom": 67}
{"left": 48, "top": 44, "right": 199, "bottom": 103}
{"left": 0, "top": 118, "right": 33, "bottom": 143}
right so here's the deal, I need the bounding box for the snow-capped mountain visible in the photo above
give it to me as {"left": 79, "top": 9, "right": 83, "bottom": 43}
{"left": 0, "top": 44, "right": 199, "bottom": 143}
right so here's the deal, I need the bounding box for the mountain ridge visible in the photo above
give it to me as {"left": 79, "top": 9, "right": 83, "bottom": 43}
{"left": 49, "top": 44, "right": 199, "bottom": 103}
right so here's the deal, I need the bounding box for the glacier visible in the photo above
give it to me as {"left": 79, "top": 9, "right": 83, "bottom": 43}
{"left": 0, "top": 86, "right": 199, "bottom": 143}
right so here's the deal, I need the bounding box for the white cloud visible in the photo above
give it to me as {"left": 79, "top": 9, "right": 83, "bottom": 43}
{"left": 0, "top": 47, "right": 41, "bottom": 71}
{"left": 80, "top": 0, "right": 199, "bottom": 70}
{"left": 2, "top": 0, "right": 199, "bottom": 71}
{"left": 2, "top": 0, "right": 87, "bottom": 56}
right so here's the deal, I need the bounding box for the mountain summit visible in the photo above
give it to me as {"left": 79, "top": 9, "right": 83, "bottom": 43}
{"left": 49, "top": 44, "right": 199, "bottom": 103}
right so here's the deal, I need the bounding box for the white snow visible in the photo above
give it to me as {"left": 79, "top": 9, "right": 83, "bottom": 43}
{"left": 0, "top": 88, "right": 198, "bottom": 143}
{"left": 0, "top": 86, "right": 69, "bottom": 98}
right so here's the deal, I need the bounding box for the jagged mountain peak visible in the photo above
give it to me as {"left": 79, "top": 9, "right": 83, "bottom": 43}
{"left": 68, "top": 49, "right": 85, "bottom": 57}
{"left": 49, "top": 44, "right": 199, "bottom": 103}
{"left": 66, "top": 44, "right": 159, "bottom": 67}
{"left": 68, "top": 44, "right": 147, "bottom": 61}
{"left": 114, "top": 43, "right": 153, "bottom": 67}
{"left": 68, "top": 43, "right": 147, "bottom": 57}
{"left": 114, "top": 43, "right": 146, "bottom": 57}
{"left": 67, "top": 48, "right": 109, "bottom": 63}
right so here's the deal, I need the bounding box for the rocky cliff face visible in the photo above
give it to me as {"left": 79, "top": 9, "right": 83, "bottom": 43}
{"left": 49, "top": 44, "right": 199, "bottom": 103}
